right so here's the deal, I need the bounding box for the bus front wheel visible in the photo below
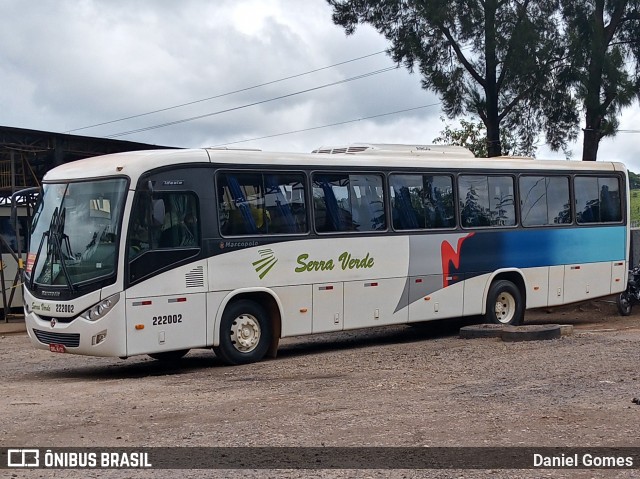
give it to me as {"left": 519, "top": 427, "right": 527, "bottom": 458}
{"left": 214, "top": 299, "right": 272, "bottom": 365}
{"left": 484, "top": 280, "right": 524, "bottom": 326}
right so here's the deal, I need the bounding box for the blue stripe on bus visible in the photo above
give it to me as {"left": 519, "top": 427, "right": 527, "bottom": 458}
{"left": 451, "top": 226, "right": 626, "bottom": 274}
{"left": 503, "top": 226, "right": 626, "bottom": 266}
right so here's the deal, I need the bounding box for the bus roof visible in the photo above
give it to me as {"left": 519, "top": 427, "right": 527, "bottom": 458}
{"left": 311, "top": 143, "right": 476, "bottom": 157}
{"left": 43, "top": 149, "right": 211, "bottom": 183}
{"left": 42, "top": 145, "right": 627, "bottom": 184}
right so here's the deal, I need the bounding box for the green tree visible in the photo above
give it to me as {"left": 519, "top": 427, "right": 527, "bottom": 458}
{"left": 433, "top": 117, "right": 530, "bottom": 158}
{"left": 561, "top": 0, "right": 640, "bottom": 161}
{"left": 461, "top": 184, "right": 487, "bottom": 226}
{"left": 628, "top": 170, "right": 640, "bottom": 188}
{"left": 327, "top": 0, "right": 579, "bottom": 157}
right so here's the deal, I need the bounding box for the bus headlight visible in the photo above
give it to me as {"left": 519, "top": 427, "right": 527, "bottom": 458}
{"left": 80, "top": 294, "right": 120, "bottom": 322}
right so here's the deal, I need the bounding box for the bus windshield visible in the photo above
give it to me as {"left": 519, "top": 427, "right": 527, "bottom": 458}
{"left": 28, "top": 178, "right": 128, "bottom": 288}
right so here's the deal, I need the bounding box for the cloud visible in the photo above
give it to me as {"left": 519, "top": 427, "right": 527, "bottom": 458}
{"left": 0, "top": 0, "right": 638, "bottom": 169}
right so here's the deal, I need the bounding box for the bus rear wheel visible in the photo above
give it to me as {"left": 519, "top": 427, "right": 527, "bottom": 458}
{"left": 484, "top": 280, "right": 524, "bottom": 326}
{"left": 214, "top": 299, "right": 271, "bottom": 365}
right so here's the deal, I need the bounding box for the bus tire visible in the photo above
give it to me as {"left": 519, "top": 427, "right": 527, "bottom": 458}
{"left": 214, "top": 299, "right": 272, "bottom": 365}
{"left": 148, "top": 349, "right": 190, "bottom": 361}
{"left": 484, "top": 280, "right": 524, "bottom": 326}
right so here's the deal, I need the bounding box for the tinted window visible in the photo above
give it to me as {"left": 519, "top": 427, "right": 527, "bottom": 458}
{"left": 390, "top": 174, "right": 455, "bottom": 229}
{"left": 218, "top": 172, "right": 308, "bottom": 236}
{"left": 459, "top": 175, "right": 515, "bottom": 227}
{"left": 575, "top": 176, "right": 622, "bottom": 224}
{"left": 128, "top": 192, "right": 199, "bottom": 258}
{"left": 520, "top": 176, "right": 571, "bottom": 226}
{"left": 126, "top": 191, "right": 200, "bottom": 284}
{"left": 313, "top": 173, "right": 386, "bottom": 232}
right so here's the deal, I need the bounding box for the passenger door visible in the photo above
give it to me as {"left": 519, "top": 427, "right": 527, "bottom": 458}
{"left": 125, "top": 191, "right": 207, "bottom": 356}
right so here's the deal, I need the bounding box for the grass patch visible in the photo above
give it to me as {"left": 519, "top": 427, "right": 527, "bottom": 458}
{"left": 631, "top": 189, "right": 640, "bottom": 224}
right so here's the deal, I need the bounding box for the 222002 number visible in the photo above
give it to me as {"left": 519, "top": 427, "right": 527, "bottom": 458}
{"left": 152, "top": 314, "right": 183, "bottom": 326}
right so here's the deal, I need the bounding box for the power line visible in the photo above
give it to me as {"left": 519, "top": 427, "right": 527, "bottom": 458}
{"left": 68, "top": 50, "right": 388, "bottom": 134}
{"left": 209, "top": 103, "right": 442, "bottom": 147}
{"left": 105, "top": 66, "right": 399, "bottom": 138}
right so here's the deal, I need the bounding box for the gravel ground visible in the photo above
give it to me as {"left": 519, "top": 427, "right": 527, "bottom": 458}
{"left": 1, "top": 298, "right": 639, "bottom": 478}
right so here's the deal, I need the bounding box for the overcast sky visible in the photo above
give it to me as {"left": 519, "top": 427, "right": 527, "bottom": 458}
{"left": 1, "top": 0, "right": 639, "bottom": 170}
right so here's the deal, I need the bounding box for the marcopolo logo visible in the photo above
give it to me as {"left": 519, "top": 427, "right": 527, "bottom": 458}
{"left": 252, "top": 249, "right": 278, "bottom": 279}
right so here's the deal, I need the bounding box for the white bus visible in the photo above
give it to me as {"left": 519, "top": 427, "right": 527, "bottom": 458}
{"left": 21, "top": 144, "right": 629, "bottom": 364}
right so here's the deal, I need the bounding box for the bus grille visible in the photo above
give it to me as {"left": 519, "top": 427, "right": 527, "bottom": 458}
{"left": 185, "top": 266, "right": 205, "bottom": 288}
{"left": 38, "top": 315, "right": 74, "bottom": 324}
{"left": 33, "top": 329, "right": 80, "bottom": 347}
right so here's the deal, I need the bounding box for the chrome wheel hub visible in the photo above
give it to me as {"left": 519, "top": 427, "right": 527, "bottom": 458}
{"left": 495, "top": 292, "right": 516, "bottom": 324}
{"left": 230, "top": 314, "right": 261, "bottom": 353}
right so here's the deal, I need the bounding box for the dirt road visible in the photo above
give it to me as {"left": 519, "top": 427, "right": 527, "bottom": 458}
{"left": 1, "top": 299, "right": 639, "bottom": 478}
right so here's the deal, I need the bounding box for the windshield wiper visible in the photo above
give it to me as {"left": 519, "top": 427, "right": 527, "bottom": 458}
{"left": 31, "top": 207, "right": 76, "bottom": 292}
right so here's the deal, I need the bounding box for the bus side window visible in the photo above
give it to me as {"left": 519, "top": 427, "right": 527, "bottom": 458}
{"left": 312, "top": 173, "right": 386, "bottom": 233}
{"left": 158, "top": 194, "right": 199, "bottom": 248}
{"left": 350, "top": 174, "right": 386, "bottom": 231}
{"left": 218, "top": 173, "right": 264, "bottom": 235}
{"left": 520, "top": 176, "right": 571, "bottom": 226}
{"left": 599, "top": 177, "right": 622, "bottom": 222}
{"left": 263, "top": 173, "right": 308, "bottom": 234}
{"left": 390, "top": 174, "right": 455, "bottom": 230}
{"left": 218, "top": 172, "right": 308, "bottom": 236}
{"left": 459, "top": 175, "right": 515, "bottom": 227}
{"left": 127, "top": 192, "right": 199, "bottom": 259}
{"left": 127, "top": 191, "right": 200, "bottom": 284}
{"left": 312, "top": 175, "right": 350, "bottom": 232}
{"left": 575, "top": 176, "right": 622, "bottom": 224}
